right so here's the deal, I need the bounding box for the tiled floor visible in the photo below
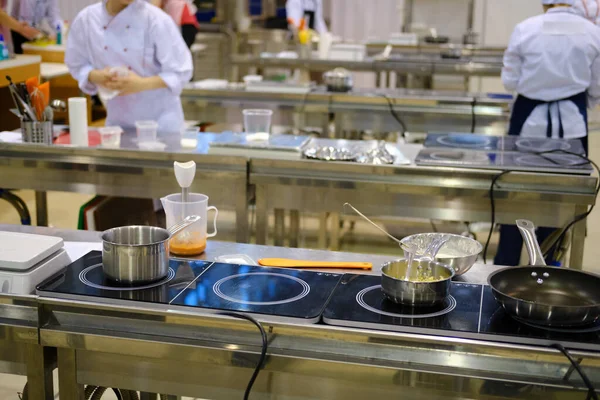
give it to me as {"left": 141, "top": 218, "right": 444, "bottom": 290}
{"left": 1, "top": 133, "right": 600, "bottom": 398}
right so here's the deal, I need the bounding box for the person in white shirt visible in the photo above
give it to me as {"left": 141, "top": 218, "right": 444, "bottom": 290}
{"left": 574, "top": 0, "right": 600, "bottom": 24}
{"left": 502, "top": 0, "right": 600, "bottom": 147}
{"left": 10, "top": 0, "right": 61, "bottom": 53}
{"left": 65, "top": 0, "right": 193, "bottom": 134}
{"left": 0, "top": 6, "right": 39, "bottom": 54}
{"left": 286, "top": 0, "right": 327, "bottom": 34}
{"left": 496, "top": 0, "right": 600, "bottom": 266}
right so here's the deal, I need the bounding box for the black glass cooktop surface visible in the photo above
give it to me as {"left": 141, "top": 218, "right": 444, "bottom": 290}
{"left": 36, "top": 251, "right": 211, "bottom": 303}
{"left": 37, "top": 251, "right": 342, "bottom": 323}
{"left": 415, "top": 148, "right": 592, "bottom": 174}
{"left": 169, "top": 263, "right": 341, "bottom": 322}
{"left": 323, "top": 274, "right": 600, "bottom": 351}
{"left": 323, "top": 274, "right": 483, "bottom": 335}
{"left": 424, "top": 133, "right": 586, "bottom": 155}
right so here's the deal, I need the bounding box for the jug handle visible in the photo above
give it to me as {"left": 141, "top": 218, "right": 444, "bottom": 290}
{"left": 207, "top": 206, "right": 219, "bottom": 238}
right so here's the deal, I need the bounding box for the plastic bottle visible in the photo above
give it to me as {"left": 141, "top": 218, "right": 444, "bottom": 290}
{"left": 0, "top": 34, "right": 7, "bottom": 61}
{"left": 55, "top": 24, "right": 62, "bottom": 45}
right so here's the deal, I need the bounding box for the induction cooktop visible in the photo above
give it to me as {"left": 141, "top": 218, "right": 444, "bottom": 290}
{"left": 415, "top": 148, "right": 592, "bottom": 174}
{"left": 37, "top": 251, "right": 342, "bottom": 324}
{"left": 424, "top": 133, "right": 586, "bottom": 155}
{"left": 323, "top": 274, "right": 600, "bottom": 351}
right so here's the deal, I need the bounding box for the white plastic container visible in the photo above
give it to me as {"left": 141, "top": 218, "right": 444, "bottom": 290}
{"left": 98, "top": 126, "right": 122, "bottom": 148}
{"left": 135, "top": 120, "right": 158, "bottom": 143}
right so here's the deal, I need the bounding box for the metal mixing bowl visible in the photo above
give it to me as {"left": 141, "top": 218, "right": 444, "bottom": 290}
{"left": 399, "top": 233, "right": 482, "bottom": 276}
{"left": 381, "top": 259, "right": 455, "bottom": 307}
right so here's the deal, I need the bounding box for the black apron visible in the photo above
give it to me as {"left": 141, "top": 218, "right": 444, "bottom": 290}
{"left": 508, "top": 91, "right": 588, "bottom": 153}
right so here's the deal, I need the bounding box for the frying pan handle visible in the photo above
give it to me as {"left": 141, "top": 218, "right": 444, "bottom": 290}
{"left": 516, "top": 219, "right": 547, "bottom": 267}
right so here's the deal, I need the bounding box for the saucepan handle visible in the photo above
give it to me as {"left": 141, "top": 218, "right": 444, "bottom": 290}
{"left": 516, "top": 219, "right": 546, "bottom": 267}
{"left": 169, "top": 215, "right": 201, "bottom": 238}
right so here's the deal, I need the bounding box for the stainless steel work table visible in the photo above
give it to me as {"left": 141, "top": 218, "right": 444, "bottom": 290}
{"left": 250, "top": 158, "right": 597, "bottom": 269}
{"left": 181, "top": 86, "right": 510, "bottom": 136}
{"left": 231, "top": 54, "right": 503, "bottom": 77}
{"left": 0, "top": 132, "right": 251, "bottom": 243}
{"left": 3, "top": 224, "right": 600, "bottom": 399}
{"left": 0, "top": 294, "right": 54, "bottom": 400}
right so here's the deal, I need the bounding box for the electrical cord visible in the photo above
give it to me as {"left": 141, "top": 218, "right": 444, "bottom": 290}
{"left": 537, "top": 150, "right": 600, "bottom": 260}
{"left": 552, "top": 343, "right": 598, "bottom": 400}
{"left": 470, "top": 98, "right": 477, "bottom": 133}
{"left": 0, "top": 189, "right": 31, "bottom": 225}
{"left": 483, "top": 149, "right": 600, "bottom": 265}
{"left": 483, "top": 170, "right": 512, "bottom": 264}
{"left": 379, "top": 94, "right": 408, "bottom": 138}
{"left": 218, "top": 312, "right": 268, "bottom": 400}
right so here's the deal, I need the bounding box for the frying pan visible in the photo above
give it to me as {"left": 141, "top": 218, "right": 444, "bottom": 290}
{"left": 488, "top": 219, "right": 600, "bottom": 327}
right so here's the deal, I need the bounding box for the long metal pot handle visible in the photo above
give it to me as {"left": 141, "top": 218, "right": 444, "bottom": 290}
{"left": 168, "top": 215, "right": 201, "bottom": 238}
{"left": 516, "top": 219, "right": 546, "bottom": 267}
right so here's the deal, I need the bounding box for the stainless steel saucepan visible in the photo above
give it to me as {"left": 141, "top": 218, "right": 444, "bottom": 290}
{"left": 101, "top": 215, "right": 200, "bottom": 284}
{"left": 488, "top": 219, "right": 600, "bottom": 326}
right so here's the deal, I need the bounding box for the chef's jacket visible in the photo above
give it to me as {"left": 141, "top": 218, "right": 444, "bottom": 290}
{"left": 65, "top": 0, "right": 193, "bottom": 134}
{"left": 502, "top": 7, "right": 600, "bottom": 139}
{"left": 11, "top": 0, "right": 61, "bottom": 31}
{"left": 286, "top": 0, "right": 327, "bottom": 34}
{"left": 574, "top": 0, "right": 600, "bottom": 25}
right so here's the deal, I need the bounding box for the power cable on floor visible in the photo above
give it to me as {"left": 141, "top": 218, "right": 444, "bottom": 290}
{"left": 218, "top": 312, "right": 268, "bottom": 400}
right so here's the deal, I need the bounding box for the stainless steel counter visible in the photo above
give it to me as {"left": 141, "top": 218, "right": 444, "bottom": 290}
{"left": 0, "top": 132, "right": 251, "bottom": 243}
{"left": 181, "top": 86, "right": 510, "bottom": 137}
{"left": 231, "top": 54, "right": 503, "bottom": 77}
{"left": 2, "top": 225, "right": 598, "bottom": 399}
{"left": 250, "top": 158, "right": 597, "bottom": 269}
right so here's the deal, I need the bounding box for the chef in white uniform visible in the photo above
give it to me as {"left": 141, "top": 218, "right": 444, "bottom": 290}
{"left": 65, "top": 0, "right": 193, "bottom": 134}
{"left": 502, "top": 0, "right": 600, "bottom": 147}
{"left": 286, "top": 0, "right": 327, "bottom": 34}
{"left": 574, "top": 0, "right": 600, "bottom": 24}
{"left": 496, "top": 0, "right": 600, "bottom": 266}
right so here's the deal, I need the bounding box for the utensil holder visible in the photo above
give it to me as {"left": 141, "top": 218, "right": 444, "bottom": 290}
{"left": 21, "top": 120, "right": 53, "bottom": 145}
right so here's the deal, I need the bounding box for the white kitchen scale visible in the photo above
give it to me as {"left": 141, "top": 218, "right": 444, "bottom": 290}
{"left": 0, "top": 232, "right": 72, "bottom": 294}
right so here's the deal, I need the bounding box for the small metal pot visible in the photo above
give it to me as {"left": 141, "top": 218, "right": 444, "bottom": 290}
{"left": 381, "top": 259, "right": 455, "bottom": 307}
{"left": 101, "top": 215, "right": 200, "bottom": 285}
{"left": 323, "top": 68, "right": 353, "bottom": 92}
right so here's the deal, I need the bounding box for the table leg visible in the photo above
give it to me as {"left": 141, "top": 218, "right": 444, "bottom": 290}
{"left": 318, "top": 213, "right": 329, "bottom": 249}
{"left": 289, "top": 210, "right": 300, "bottom": 248}
{"left": 35, "top": 191, "right": 48, "bottom": 227}
{"left": 274, "top": 209, "right": 285, "bottom": 247}
{"left": 25, "top": 345, "right": 55, "bottom": 400}
{"left": 235, "top": 184, "right": 249, "bottom": 243}
{"left": 255, "top": 184, "right": 268, "bottom": 245}
{"left": 330, "top": 212, "right": 341, "bottom": 251}
{"left": 58, "top": 348, "right": 84, "bottom": 400}
{"left": 569, "top": 205, "right": 587, "bottom": 270}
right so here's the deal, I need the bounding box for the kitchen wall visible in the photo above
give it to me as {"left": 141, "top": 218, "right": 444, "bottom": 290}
{"left": 409, "top": 0, "right": 472, "bottom": 41}
{"left": 471, "top": 0, "right": 542, "bottom": 93}
{"left": 330, "top": 0, "right": 402, "bottom": 42}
